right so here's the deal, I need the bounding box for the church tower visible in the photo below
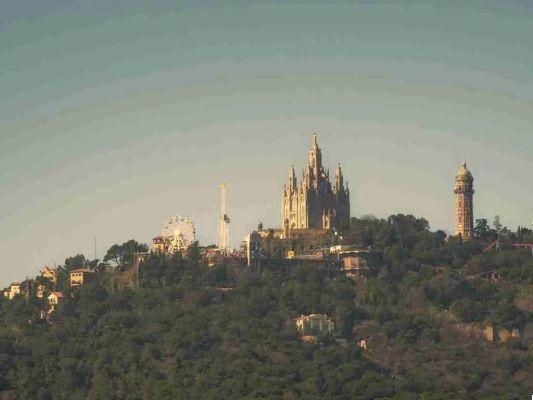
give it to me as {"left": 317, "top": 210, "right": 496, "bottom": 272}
{"left": 281, "top": 133, "right": 350, "bottom": 231}
{"left": 334, "top": 163, "right": 350, "bottom": 228}
{"left": 454, "top": 162, "right": 474, "bottom": 240}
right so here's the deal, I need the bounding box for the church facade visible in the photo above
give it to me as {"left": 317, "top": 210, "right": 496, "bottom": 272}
{"left": 281, "top": 133, "right": 350, "bottom": 231}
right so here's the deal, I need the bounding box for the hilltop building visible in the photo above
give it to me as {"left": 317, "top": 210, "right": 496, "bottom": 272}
{"left": 454, "top": 162, "right": 474, "bottom": 240}
{"left": 70, "top": 268, "right": 96, "bottom": 287}
{"left": 245, "top": 225, "right": 334, "bottom": 266}
{"left": 245, "top": 133, "right": 351, "bottom": 267}
{"left": 41, "top": 266, "right": 57, "bottom": 284}
{"left": 281, "top": 133, "right": 350, "bottom": 231}
{"left": 152, "top": 236, "right": 166, "bottom": 253}
{"left": 3, "top": 282, "right": 22, "bottom": 300}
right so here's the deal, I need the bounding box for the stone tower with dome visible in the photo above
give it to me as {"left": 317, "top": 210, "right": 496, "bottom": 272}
{"left": 281, "top": 133, "right": 350, "bottom": 231}
{"left": 454, "top": 162, "right": 475, "bottom": 240}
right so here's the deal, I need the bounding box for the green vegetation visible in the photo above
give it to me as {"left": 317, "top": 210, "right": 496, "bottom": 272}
{"left": 104, "top": 240, "right": 149, "bottom": 270}
{"left": 0, "top": 215, "right": 532, "bottom": 399}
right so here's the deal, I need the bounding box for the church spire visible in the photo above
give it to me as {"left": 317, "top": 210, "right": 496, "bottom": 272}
{"left": 308, "top": 132, "right": 323, "bottom": 181}
{"left": 287, "top": 165, "right": 297, "bottom": 190}
{"left": 334, "top": 163, "right": 344, "bottom": 192}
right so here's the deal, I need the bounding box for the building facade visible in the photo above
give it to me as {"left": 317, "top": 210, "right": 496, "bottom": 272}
{"left": 37, "top": 284, "right": 46, "bottom": 299}
{"left": 281, "top": 133, "right": 350, "bottom": 231}
{"left": 41, "top": 266, "right": 57, "bottom": 284}
{"left": 47, "top": 292, "right": 64, "bottom": 316}
{"left": 294, "top": 314, "right": 335, "bottom": 336}
{"left": 244, "top": 226, "right": 335, "bottom": 266}
{"left": 70, "top": 268, "right": 96, "bottom": 287}
{"left": 454, "top": 162, "right": 475, "bottom": 240}
{"left": 3, "top": 282, "right": 21, "bottom": 300}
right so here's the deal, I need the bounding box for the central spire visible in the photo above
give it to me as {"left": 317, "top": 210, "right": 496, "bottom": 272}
{"left": 308, "top": 132, "right": 322, "bottom": 181}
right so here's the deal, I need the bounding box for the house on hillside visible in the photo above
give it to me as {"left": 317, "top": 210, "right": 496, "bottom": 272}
{"left": 36, "top": 283, "right": 46, "bottom": 299}
{"left": 329, "top": 245, "right": 380, "bottom": 279}
{"left": 47, "top": 292, "right": 64, "bottom": 315}
{"left": 41, "top": 266, "right": 57, "bottom": 285}
{"left": 3, "top": 282, "right": 22, "bottom": 300}
{"left": 70, "top": 268, "right": 96, "bottom": 287}
{"left": 294, "top": 314, "right": 335, "bottom": 336}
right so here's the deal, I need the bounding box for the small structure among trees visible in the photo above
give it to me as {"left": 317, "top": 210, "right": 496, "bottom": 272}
{"left": 294, "top": 314, "right": 335, "bottom": 336}
{"left": 46, "top": 291, "right": 64, "bottom": 316}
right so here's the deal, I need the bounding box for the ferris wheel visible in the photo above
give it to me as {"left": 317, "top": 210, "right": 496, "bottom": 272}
{"left": 162, "top": 216, "right": 196, "bottom": 254}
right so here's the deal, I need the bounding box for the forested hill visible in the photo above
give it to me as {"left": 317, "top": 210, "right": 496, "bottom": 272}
{"left": 1, "top": 214, "right": 532, "bottom": 399}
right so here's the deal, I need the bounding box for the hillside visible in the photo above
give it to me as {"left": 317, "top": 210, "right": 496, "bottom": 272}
{"left": 1, "top": 215, "right": 532, "bottom": 399}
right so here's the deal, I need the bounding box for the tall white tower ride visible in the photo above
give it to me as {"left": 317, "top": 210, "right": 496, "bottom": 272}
{"left": 217, "top": 184, "right": 231, "bottom": 252}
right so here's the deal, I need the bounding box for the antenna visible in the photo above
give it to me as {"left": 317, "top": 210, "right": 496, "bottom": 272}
{"left": 94, "top": 236, "right": 97, "bottom": 260}
{"left": 217, "top": 184, "right": 231, "bottom": 253}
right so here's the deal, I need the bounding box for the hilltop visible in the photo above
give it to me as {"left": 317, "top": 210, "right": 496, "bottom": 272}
{"left": 1, "top": 214, "right": 532, "bottom": 399}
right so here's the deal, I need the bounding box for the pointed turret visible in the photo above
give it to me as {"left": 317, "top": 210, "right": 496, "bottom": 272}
{"left": 312, "top": 131, "right": 318, "bottom": 148}
{"left": 286, "top": 165, "right": 297, "bottom": 191}
{"left": 308, "top": 132, "right": 323, "bottom": 180}
{"left": 455, "top": 162, "right": 473, "bottom": 183}
{"left": 307, "top": 164, "right": 313, "bottom": 189}
{"left": 334, "top": 163, "right": 344, "bottom": 192}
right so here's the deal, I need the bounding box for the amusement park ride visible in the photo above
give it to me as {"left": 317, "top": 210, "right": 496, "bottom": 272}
{"left": 217, "top": 184, "right": 231, "bottom": 253}
{"left": 153, "top": 216, "right": 197, "bottom": 255}
{"left": 152, "top": 184, "right": 233, "bottom": 258}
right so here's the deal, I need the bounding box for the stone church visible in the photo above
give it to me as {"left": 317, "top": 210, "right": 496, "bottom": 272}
{"left": 281, "top": 133, "right": 350, "bottom": 231}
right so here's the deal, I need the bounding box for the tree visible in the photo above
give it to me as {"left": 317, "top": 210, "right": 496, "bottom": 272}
{"left": 450, "top": 299, "right": 484, "bottom": 323}
{"left": 64, "top": 254, "right": 87, "bottom": 272}
{"left": 474, "top": 219, "right": 492, "bottom": 239}
{"left": 103, "top": 240, "right": 148, "bottom": 269}
{"left": 2, "top": 216, "right": 533, "bottom": 399}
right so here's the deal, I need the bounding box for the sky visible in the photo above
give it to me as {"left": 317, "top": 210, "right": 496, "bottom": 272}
{"left": 1, "top": 0, "right": 532, "bottom": 286}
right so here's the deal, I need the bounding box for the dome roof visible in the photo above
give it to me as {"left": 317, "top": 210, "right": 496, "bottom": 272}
{"left": 456, "top": 162, "right": 473, "bottom": 180}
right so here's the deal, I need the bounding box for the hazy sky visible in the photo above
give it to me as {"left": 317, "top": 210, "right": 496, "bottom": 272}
{"left": 1, "top": 1, "right": 532, "bottom": 286}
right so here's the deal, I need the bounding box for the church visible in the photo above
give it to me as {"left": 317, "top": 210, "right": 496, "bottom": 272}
{"left": 245, "top": 133, "right": 351, "bottom": 267}
{"left": 281, "top": 133, "right": 350, "bottom": 231}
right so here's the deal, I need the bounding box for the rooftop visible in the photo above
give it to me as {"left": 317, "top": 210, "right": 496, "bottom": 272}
{"left": 70, "top": 268, "right": 95, "bottom": 273}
